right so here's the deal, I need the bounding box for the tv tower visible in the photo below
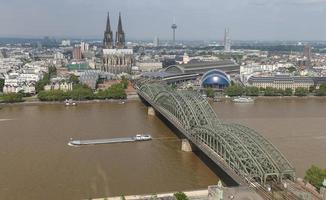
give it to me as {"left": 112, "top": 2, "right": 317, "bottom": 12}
{"left": 171, "top": 18, "right": 177, "bottom": 45}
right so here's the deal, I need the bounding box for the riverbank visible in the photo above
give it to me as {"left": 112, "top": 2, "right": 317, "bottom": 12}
{"left": 210, "top": 95, "right": 326, "bottom": 102}
{"left": 92, "top": 189, "right": 208, "bottom": 200}
{"left": 0, "top": 95, "right": 140, "bottom": 106}
{"left": 2, "top": 94, "right": 326, "bottom": 107}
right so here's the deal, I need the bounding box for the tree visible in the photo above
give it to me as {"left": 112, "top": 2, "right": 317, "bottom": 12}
{"left": 316, "top": 84, "right": 326, "bottom": 96}
{"left": 320, "top": 84, "right": 326, "bottom": 90}
{"left": 107, "top": 83, "right": 127, "bottom": 99}
{"left": 173, "top": 192, "right": 189, "bottom": 200}
{"left": 69, "top": 74, "right": 80, "bottom": 85}
{"left": 264, "top": 87, "right": 283, "bottom": 96}
{"left": 48, "top": 66, "right": 57, "bottom": 77}
{"left": 69, "top": 84, "right": 94, "bottom": 100}
{"left": 1, "top": 93, "right": 24, "bottom": 103}
{"left": 95, "top": 90, "right": 110, "bottom": 99}
{"left": 224, "top": 85, "right": 244, "bottom": 97}
{"left": 294, "top": 87, "right": 308, "bottom": 96}
{"left": 38, "top": 90, "right": 70, "bottom": 101}
{"left": 304, "top": 165, "right": 326, "bottom": 190}
{"left": 284, "top": 88, "right": 293, "bottom": 96}
{"left": 287, "top": 66, "right": 297, "bottom": 73}
{"left": 204, "top": 87, "right": 215, "bottom": 98}
{"left": 0, "top": 78, "right": 4, "bottom": 92}
{"left": 120, "top": 76, "right": 128, "bottom": 89}
{"left": 245, "top": 86, "right": 259, "bottom": 96}
{"left": 35, "top": 72, "right": 51, "bottom": 93}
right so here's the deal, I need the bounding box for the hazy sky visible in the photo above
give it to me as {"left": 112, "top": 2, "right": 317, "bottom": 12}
{"left": 0, "top": 0, "right": 326, "bottom": 41}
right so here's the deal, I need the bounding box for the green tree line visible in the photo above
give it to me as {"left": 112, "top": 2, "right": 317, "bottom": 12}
{"left": 0, "top": 78, "right": 4, "bottom": 92}
{"left": 0, "top": 93, "right": 24, "bottom": 103}
{"left": 304, "top": 165, "right": 326, "bottom": 190}
{"left": 37, "top": 82, "right": 127, "bottom": 101}
{"left": 224, "top": 84, "right": 326, "bottom": 97}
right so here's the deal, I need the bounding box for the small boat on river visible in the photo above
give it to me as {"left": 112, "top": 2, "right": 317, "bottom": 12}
{"left": 232, "top": 97, "right": 254, "bottom": 103}
{"left": 65, "top": 99, "right": 77, "bottom": 106}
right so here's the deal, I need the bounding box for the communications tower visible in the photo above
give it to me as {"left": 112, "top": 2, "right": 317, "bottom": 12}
{"left": 171, "top": 18, "right": 177, "bottom": 45}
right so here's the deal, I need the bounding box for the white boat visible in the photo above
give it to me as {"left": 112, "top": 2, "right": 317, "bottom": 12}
{"left": 232, "top": 97, "right": 254, "bottom": 103}
{"left": 65, "top": 99, "right": 77, "bottom": 106}
{"left": 134, "top": 134, "right": 152, "bottom": 141}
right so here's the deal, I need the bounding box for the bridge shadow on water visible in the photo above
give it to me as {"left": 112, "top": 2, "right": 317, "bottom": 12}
{"left": 148, "top": 105, "right": 239, "bottom": 187}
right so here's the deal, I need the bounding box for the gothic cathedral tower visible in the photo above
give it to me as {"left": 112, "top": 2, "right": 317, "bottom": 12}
{"left": 115, "top": 13, "right": 125, "bottom": 49}
{"left": 102, "top": 12, "right": 133, "bottom": 75}
{"left": 103, "top": 12, "right": 113, "bottom": 49}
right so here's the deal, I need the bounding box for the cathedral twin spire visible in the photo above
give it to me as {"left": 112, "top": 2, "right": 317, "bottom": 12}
{"left": 103, "top": 12, "right": 125, "bottom": 49}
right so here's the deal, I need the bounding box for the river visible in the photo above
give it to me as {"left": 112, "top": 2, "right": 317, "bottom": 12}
{"left": 0, "top": 98, "right": 325, "bottom": 199}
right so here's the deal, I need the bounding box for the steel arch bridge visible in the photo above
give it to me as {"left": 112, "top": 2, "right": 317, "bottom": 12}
{"left": 137, "top": 82, "right": 295, "bottom": 185}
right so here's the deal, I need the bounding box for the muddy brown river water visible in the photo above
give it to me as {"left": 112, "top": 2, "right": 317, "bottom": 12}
{"left": 0, "top": 98, "right": 325, "bottom": 199}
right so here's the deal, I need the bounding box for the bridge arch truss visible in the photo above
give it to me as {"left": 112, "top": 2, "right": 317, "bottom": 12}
{"left": 138, "top": 83, "right": 295, "bottom": 185}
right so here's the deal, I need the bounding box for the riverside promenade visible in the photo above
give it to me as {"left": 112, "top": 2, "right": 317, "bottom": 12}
{"left": 91, "top": 189, "right": 209, "bottom": 200}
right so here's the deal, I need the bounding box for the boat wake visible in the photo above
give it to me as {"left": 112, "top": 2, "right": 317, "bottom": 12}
{"left": 314, "top": 135, "right": 326, "bottom": 140}
{"left": 67, "top": 142, "right": 80, "bottom": 147}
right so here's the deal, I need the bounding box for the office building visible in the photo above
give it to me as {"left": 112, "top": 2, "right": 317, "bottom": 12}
{"left": 224, "top": 28, "right": 231, "bottom": 52}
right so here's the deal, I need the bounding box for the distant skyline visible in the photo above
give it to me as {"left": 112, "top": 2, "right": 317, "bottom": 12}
{"left": 0, "top": 0, "right": 326, "bottom": 41}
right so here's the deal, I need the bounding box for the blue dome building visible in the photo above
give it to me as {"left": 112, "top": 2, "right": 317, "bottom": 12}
{"left": 201, "top": 69, "right": 231, "bottom": 89}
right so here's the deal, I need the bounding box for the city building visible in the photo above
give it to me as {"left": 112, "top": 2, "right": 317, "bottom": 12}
{"left": 201, "top": 69, "right": 231, "bottom": 89}
{"left": 44, "top": 82, "right": 73, "bottom": 92}
{"left": 247, "top": 74, "right": 314, "bottom": 91}
{"left": 224, "top": 28, "right": 231, "bottom": 52}
{"left": 312, "top": 76, "right": 326, "bottom": 89}
{"left": 137, "top": 60, "right": 163, "bottom": 72}
{"left": 80, "top": 42, "right": 89, "bottom": 53}
{"left": 73, "top": 46, "right": 82, "bottom": 60}
{"left": 54, "top": 52, "right": 65, "bottom": 60}
{"left": 79, "top": 70, "right": 113, "bottom": 89}
{"left": 141, "top": 60, "right": 238, "bottom": 85}
{"left": 2, "top": 70, "right": 42, "bottom": 94}
{"left": 163, "top": 60, "right": 239, "bottom": 75}
{"left": 102, "top": 12, "right": 134, "bottom": 75}
{"left": 68, "top": 62, "right": 89, "bottom": 71}
{"left": 153, "top": 36, "right": 160, "bottom": 47}
{"left": 303, "top": 44, "right": 312, "bottom": 61}
{"left": 61, "top": 40, "right": 71, "bottom": 47}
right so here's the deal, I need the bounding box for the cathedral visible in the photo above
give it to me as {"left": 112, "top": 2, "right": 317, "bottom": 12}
{"left": 101, "top": 12, "right": 134, "bottom": 75}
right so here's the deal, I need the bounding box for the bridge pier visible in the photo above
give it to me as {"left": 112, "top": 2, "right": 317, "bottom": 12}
{"left": 181, "top": 139, "right": 193, "bottom": 152}
{"left": 148, "top": 106, "right": 155, "bottom": 116}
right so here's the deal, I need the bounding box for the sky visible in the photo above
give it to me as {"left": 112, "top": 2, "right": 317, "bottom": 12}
{"left": 0, "top": 0, "right": 326, "bottom": 41}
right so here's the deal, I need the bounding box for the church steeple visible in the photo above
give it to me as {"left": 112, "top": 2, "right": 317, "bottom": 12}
{"left": 103, "top": 12, "right": 113, "bottom": 49}
{"left": 115, "top": 12, "right": 125, "bottom": 49}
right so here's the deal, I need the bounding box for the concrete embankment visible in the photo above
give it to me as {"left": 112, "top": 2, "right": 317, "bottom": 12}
{"left": 91, "top": 189, "right": 208, "bottom": 200}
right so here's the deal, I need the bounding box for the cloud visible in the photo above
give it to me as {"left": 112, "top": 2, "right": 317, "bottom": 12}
{"left": 0, "top": 0, "right": 325, "bottom": 40}
{"left": 249, "top": 0, "right": 326, "bottom": 6}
